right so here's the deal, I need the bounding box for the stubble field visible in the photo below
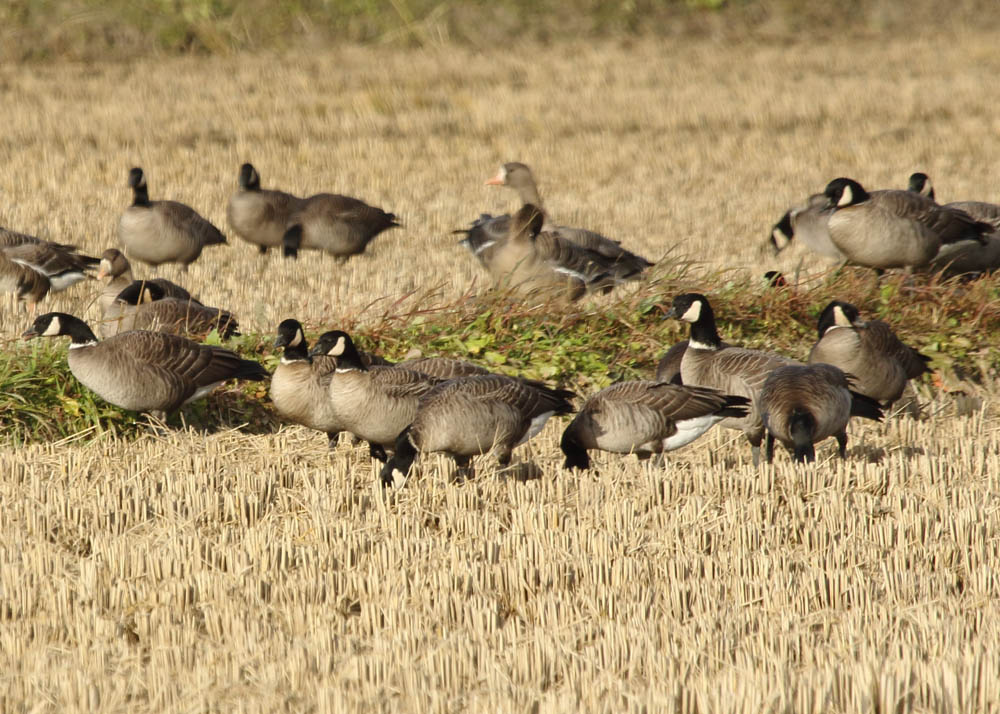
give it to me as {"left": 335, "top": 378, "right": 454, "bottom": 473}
{"left": 2, "top": 30, "right": 1000, "bottom": 712}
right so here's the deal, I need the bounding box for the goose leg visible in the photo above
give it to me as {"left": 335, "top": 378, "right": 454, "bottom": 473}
{"left": 835, "top": 431, "right": 848, "bottom": 459}
{"left": 326, "top": 432, "right": 339, "bottom": 451}
{"left": 257, "top": 245, "right": 268, "bottom": 255}
{"left": 453, "top": 454, "right": 475, "bottom": 481}
{"left": 765, "top": 432, "right": 775, "bottom": 464}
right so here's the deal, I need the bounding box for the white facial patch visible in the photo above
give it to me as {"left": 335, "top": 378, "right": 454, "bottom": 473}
{"left": 389, "top": 467, "right": 408, "bottom": 489}
{"left": 328, "top": 336, "right": 346, "bottom": 356}
{"left": 99, "top": 259, "right": 112, "bottom": 275}
{"left": 288, "top": 329, "right": 303, "bottom": 348}
{"left": 837, "top": 184, "right": 854, "bottom": 207}
{"left": 41, "top": 316, "right": 62, "bottom": 337}
{"left": 497, "top": 166, "right": 508, "bottom": 183}
{"left": 832, "top": 306, "right": 852, "bottom": 327}
{"left": 771, "top": 227, "right": 791, "bottom": 250}
{"left": 680, "top": 300, "right": 702, "bottom": 323}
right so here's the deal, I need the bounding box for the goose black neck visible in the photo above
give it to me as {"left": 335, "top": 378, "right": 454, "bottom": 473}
{"left": 336, "top": 338, "right": 368, "bottom": 372}
{"left": 63, "top": 315, "right": 99, "bottom": 345}
{"left": 688, "top": 303, "right": 722, "bottom": 349}
{"left": 790, "top": 410, "right": 816, "bottom": 463}
{"left": 132, "top": 184, "right": 150, "bottom": 207}
{"left": 282, "top": 340, "right": 311, "bottom": 362}
{"left": 560, "top": 429, "right": 590, "bottom": 471}
{"left": 380, "top": 428, "right": 418, "bottom": 486}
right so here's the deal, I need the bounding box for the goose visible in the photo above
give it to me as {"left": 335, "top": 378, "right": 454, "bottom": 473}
{"left": 479, "top": 162, "right": 652, "bottom": 281}
{"left": 270, "top": 319, "right": 343, "bottom": 449}
{"left": 396, "top": 356, "right": 492, "bottom": 379}
{"left": 822, "top": 177, "right": 992, "bottom": 272}
{"left": 666, "top": 292, "right": 800, "bottom": 465}
{"left": 759, "top": 363, "right": 884, "bottom": 463}
{"left": 0, "top": 252, "right": 51, "bottom": 312}
{"left": 808, "top": 300, "right": 931, "bottom": 408}
{"left": 227, "top": 163, "right": 304, "bottom": 255}
{"left": 0, "top": 227, "right": 99, "bottom": 292}
{"left": 309, "top": 330, "right": 443, "bottom": 462}
{"left": 118, "top": 167, "right": 227, "bottom": 270}
{"left": 768, "top": 193, "right": 842, "bottom": 261}
{"left": 100, "top": 280, "right": 239, "bottom": 340}
{"left": 380, "top": 374, "right": 576, "bottom": 488}
{"left": 281, "top": 190, "right": 399, "bottom": 260}
{"left": 560, "top": 382, "right": 750, "bottom": 470}
{"left": 907, "top": 172, "right": 1000, "bottom": 276}
{"left": 96, "top": 248, "right": 195, "bottom": 316}
{"left": 22, "top": 312, "right": 267, "bottom": 421}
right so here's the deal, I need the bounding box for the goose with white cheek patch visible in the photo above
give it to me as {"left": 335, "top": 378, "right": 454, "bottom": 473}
{"left": 22, "top": 312, "right": 268, "bottom": 422}
{"left": 560, "top": 382, "right": 749, "bottom": 470}
{"left": 768, "top": 192, "right": 841, "bottom": 261}
{"left": 309, "top": 330, "right": 443, "bottom": 463}
{"left": 380, "top": 374, "right": 576, "bottom": 489}
{"left": 101, "top": 280, "right": 239, "bottom": 340}
{"left": 666, "top": 292, "right": 800, "bottom": 466}
{"left": 96, "top": 248, "right": 195, "bottom": 316}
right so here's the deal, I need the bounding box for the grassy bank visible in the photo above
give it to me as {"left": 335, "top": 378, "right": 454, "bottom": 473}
{"left": 3, "top": 0, "right": 1000, "bottom": 61}
{"left": 4, "top": 266, "right": 998, "bottom": 445}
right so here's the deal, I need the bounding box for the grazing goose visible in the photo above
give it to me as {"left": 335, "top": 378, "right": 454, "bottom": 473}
{"left": 281, "top": 189, "right": 398, "bottom": 260}
{"left": 22, "top": 312, "right": 267, "bottom": 420}
{"left": 227, "top": 163, "right": 304, "bottom": 255}
{"left": 380, "top": 374, "right": 576, "bottom": 488}
{"left": 271, "top": 319, "right": 343, "bottom": 449}
{"left": 100, "top": 281, "right": 239, "bottom": 340}
{"left": 808, "top": 300, "right": 931, "bottom": 408}
{"left": 906, "top": 172, "right": 1000, "bottom": 277}
{"left": 666, "top": 292, "right": 800, "bottom": 465}
{"left": 760, "top": 363, "right": 884, "bottom": 463}
{"left": 96, "top": 248, "right": 195, "bottom": 316}
{"left": 481, "top": 162, "right": 652, "bottom": 280}
{"left": 309, "top": 330, "right": 443, "bottom": 462}
{"left": 0, "top": 228, "right": 99, "bottom": 292}
{"left": 822, "top": 177, "right": 992, "bottom": 272}
{"left": 560, "top": 382, "right": 750, "bottom": 470}
{"left": 118, "top": 167, "right": 227, "bottom": 270}
{"left": 768, "top": 193, "right": 841, "bottom": 261}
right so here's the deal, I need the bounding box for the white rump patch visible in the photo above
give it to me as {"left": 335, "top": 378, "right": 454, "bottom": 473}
{"left": 553, "top": 265, "right": 588, "bottom": 281}
{"left": 517, "top": 410, "right": 555, "bottom": 445}
{"left": 185, "top": 381, "right": 224, "bottom": 404}
{"left": 47, "top": 271, "right": 87, "bottom": 292}
{"left": 837, "top": 184, "right": 854, "bottom": 207}
{"left": 473, "top": 240, "right": 495, "bottom": 256}
{"left": 680, "top": 300, "right": 702, "bottom": 323}
{"left": 662, "top": 415, "right": 722, "bottom": 451}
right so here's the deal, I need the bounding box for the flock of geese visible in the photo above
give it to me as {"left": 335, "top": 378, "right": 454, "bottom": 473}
{"left": 7, "top": 161, "right": 999, "bottom": 486}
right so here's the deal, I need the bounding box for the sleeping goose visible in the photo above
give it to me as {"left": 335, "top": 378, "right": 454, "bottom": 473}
{"left": 759, "top": 363, "right": 884, "bottom": 463}
{"left": 560, "top": 382, "right": 749, "bottom": 470}
{"left": 22, "top": 312, "right": 267, "bottom": 421}
{"left": 100, "top": 280, "right": 239, "bottom": 340}
{"left": 807, "top": 300, "right": 930, "bottom": 408}
{"left": 118, "top": 167, "right": 227, "bottom": 270}
{"left": 227, "top": 163, "right": 305, "bottom": 255}
{"left": 380, "top": 374, "right": 576, "bottom": 488}
{"left": 666, "top": 292, "right": 801, "bottom": 465}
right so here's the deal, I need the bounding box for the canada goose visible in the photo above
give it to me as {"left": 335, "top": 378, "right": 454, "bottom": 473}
{"left": 808, "top": 300, "right": 931, "bottom": 408}
{"left": 22, "top": 312, "right": 267, "bottom": 420}
{"left": 309, "top": 330, "right": 443, "bottom": 462}
{"left": 768, "top": 193, "right": 842, "bottom": 261}
{"left": 380, "top": 374, "right": 576, "bottom": 488}
{"left": 96, "top": 248, "right": 195, "bottom": 316}
{"left": 666, "top": 292, "right": 800, "bottom": 465}
{"left": 560, "top": 382, "right": 750, "bottom": 470}
{"left": 100, "top": 281, "right": 238, "bottom": 340}
{"left": 759, "top": 363, "right": 884, "bottom": 463}
{"left": 482, "top": 162, "right": 653, "bottom": 280}
{"left": 271, "top": 319, "right": 343, "bottom": 449}
{"left": 396, "top": 356, "right": 492, "bottom": 379}
{"left": 281, "top": 190, "right": 399, "bottom": 260}
{"left": 822, "top": 177, "right": 992, "bottom": 271}
{"left": 906, "top": 172, "right": 1000, "bottom": 276}
{"left": 118, "top": 167, "right": 227, "bottom": 270}
{"left": 227, "top": 163, "right": 304, "bottom": 255}
{"left": 1, "top": 227, "right": 99, "bottom": 292}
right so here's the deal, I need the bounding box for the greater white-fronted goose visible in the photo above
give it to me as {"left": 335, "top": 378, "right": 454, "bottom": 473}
{"left": 22, "top": 312, "right": 267, "bottom": 421}
{"left": 0, "top": 226, "right": 99, "bottom": 293}
{"left": 309, "top": 330, "right": 443, "bottom": 462}
{"left": 481, "top": 162, "right": 653, "bottom": 281}
{"left": 281, "top": 190, "right": 399, "bottom": 260}
{"left": 227, "top": 163, "right": 305, "bottom": 255}
{"left": 666, "top": 292, "right": 801, "bottom": 465}
{"left": 560, "top": 382, "right": 749, "bottom": 470}
{"left": 96, "top": 248, "right": 195, "bottom": 317}
{"left": 759, "top": 363, "right": 883, "bottom": 463}
{"left": 807, "top": 300, "right": 930, "bottom": 408}
{"left": 100, "top": 280, "right": 238, "bottom": 340}
{"left": 822, "top": 177, "right": 992, "bottom": 272}
{"left": 380, "top": 374, "right": 576, "bottom": 488}
{"left": 118, "top": 167, "right": 227, "bottom": 270}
